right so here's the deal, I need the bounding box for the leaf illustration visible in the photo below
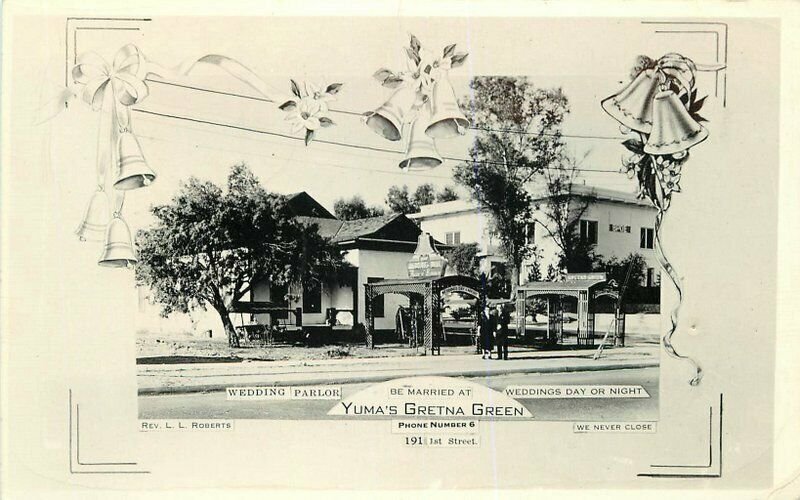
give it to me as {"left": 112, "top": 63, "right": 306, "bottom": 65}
{"left": 382, "top": 75, "right": 405, "bottom": 89}
{"left": 443, "top": 44, "right": 456, "bottom": 59}
{"left": 373, "top": 68, "right": 395, "bottom": 82}
{"left": 278, "top": 100, "right": 297, "bottom": 111}
{"left": 319, "top": 117, "right": 335, "bottom": 127}
{"left": 325, "top": 83, "right": 343, "bottom": 95}
{"left": 410, "top": 34, "right": 421, "bottom": 54}
{"left": 405, "top": 47, "right": 421, "bottom": 66}
{"left": 290, "top": 79, "right": 303, "bottom": 98}
{"left": 622, "top": 139, "right": 645, "bottom": 154}
{"left": 305, "top": 129, "right": 315, "bottom": 146}
{"left": 451, "top": 52, "right": 469, "bottom": 68}
{"left": 690, "top": 95, "right": 707, "bottom": 113}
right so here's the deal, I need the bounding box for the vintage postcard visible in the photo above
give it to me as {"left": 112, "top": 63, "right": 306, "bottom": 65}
{"left": 1, "top": 0, "right": 798, "bottom": 498}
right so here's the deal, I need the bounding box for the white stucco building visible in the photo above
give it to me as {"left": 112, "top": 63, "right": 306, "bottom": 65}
{"left": 251, "top": 206, "right": 430, "bottom": 333}
{"left": 410, "top": 185, "right": 661, "bottom": 287}
{"left": 137, "top": 192, "right": 439, "bottom": 339}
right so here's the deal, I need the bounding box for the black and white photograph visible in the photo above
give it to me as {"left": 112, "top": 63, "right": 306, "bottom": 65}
{"left": 1, "top": 1, "right": 796, "bottom": 497}
{"left": 127, "top": 25, "right": 670, "bottom": 420}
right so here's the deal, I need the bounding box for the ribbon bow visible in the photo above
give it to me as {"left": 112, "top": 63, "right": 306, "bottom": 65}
{"left": 72, "top": 44, "right": 150, "bottom": 127}
{"left": 653, "top": 53, "right": 697, "bottom": 99}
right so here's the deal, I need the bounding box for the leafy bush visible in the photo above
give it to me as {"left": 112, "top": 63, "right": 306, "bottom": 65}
{"left": 325, "top": 346, "right": 352, "bottom": 358}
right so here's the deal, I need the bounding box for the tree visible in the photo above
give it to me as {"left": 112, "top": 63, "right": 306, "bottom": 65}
{"left": 135, "top": 164, "right": 346, "bottom": 347}
{"left": 594, "top": 253, "right": 648, "bottom": 302}
{"left": 454, "top": 76, "right": 569, "bottom": 292}
{"left": 386, "top": 183, "right": 460, "bottom": 214}
{"left": 525, "top": 245, "right": 544, "bottom": 282}
{"left": 333, "top": 195, "right": 385, "bottom": 220}
{"left": 413, "top": 183, "right": 436, "bottom": 207}
{"left": 386, "top": 185, "right": 417, "bottom": 214}
{"left": 443, "top": 242, "right": 479, "bottom": 277}
{"left": 534, "top": 154, "right": 598, "bottom": 273}
{"left": 484, "top": 266, "right": 512, "bottom": 299}
{"left": 436, "top": 186, "right": 460, "bottom": 202}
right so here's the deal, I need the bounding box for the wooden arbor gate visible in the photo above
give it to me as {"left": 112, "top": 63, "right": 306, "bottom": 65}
{"left": 592, "top": 288, "right": 626, "bottom": 347}
{"left": 515, "top": 273, "right": 625, "bottom": 347}
{"left": 364, "top": 275, "right": 484, "bottom": 355}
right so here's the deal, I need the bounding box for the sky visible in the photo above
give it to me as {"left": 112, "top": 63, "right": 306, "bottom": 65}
{"left": 46, "top": 16, "right": 725, "bottom": 228}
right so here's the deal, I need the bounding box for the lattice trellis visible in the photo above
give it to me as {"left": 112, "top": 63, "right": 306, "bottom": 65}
{"left": 364, "top": 276, "right": 484, "bottom": 354}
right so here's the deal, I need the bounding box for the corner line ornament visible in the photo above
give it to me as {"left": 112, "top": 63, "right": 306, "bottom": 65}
{"left": 601, "top": 53, "right": 710, "bottom": 386}
{"left": 43, "top": 43, "right": 344, "bottom": 269}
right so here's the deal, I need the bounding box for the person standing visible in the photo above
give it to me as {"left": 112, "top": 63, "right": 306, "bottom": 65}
{"left": 479, "top": 303, "right": 495, "bottom": 359}
{"left": 495, "top": 303, "right": 510, "bottom": 360}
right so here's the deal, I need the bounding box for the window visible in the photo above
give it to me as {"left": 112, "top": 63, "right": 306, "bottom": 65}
{"left": 608, "top": 224, "right": 632, "bottom": 233}
{"left": 302, "top": 282, "right": 322, "bottom": 314}
{"left": 646, "top": 267, "right": 657, "bottom": 287}
{"left": 640, "top": 227, "right": 654, "bottom": 249}
{"left": 525, "top": 222, "right": 536, "bottom": 245}
{"left": 579, "top": 220, "right": 598, "bottom": 245}
{"left": 367, "top": 277, "right": 384, "bottom": 317}
{"left": 445, "top": 231, "right": 461, "bottom": 245}
{"left": 490, "top": 262, "right": 507, "bottom": 282}
{"left": 271, "top": 283, "right": 289, "bottom": 319}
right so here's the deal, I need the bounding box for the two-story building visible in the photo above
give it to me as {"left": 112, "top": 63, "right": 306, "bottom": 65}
{"left": 410, "top": 185, "right": 661, "bottom": 287}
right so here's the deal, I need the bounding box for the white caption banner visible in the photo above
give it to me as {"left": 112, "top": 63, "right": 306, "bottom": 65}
{"left": 140, "top": 420, "right": 235, "bottom": 431}
{"left": 573, "top": 422, "right": 657, "bottom": 433}
{"left": 504, "top": 385, "right": 650, "bottom": 399}
{"left": 226, "top": 385, "right": 342, "bottom": 400}
{"left": 392, "top": 420, "right": 479, "bottom": 434}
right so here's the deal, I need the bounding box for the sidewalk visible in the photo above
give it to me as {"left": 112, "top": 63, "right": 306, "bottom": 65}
{"left": 138, "top": 345, "right": 659, "bottom": 396}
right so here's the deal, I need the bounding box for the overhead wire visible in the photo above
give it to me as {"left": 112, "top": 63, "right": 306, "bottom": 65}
{"left": 144, "top": 77, "right": 627, "bottom": 141}
{"left": 131, "top": 107, "right": 626, "bottom": 174}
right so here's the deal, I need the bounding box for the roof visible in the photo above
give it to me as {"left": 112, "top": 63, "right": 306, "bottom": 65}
{"left": 524, "top": 185, "right": 652, "bottom": 207}
{"left": 230, "top": 301, "right": 282, "bottom": 313}
{"left": 413, "top": 186, "right": 653, "bottom": 219}
{"left": 285, "top": 193, "right": 443, "bottom": 250}
{"left": 332, "top": 214, "right": 403, "bottom": 243}
{"left": 295, "top": 212, "right": 430, "bottom": 248}
{"left": 517, "top": 277, "right": 607, "bottom": 293}
{"left": 365, "top": 275, "right": 483, "bottom": 289}
{"left": 285, "top": 192, "right": 336, "bottom": 219}
{"left": 366, "top": 277, "right": 438, "bottom": 286}
{"left": 543, "top": 185, "right": 652, "bottom": 208}
{"left": 295, "top": 216, "right": 344, "bottom": 239}
{"left": 410, "top": 199, "right": 478, "bottom": 219}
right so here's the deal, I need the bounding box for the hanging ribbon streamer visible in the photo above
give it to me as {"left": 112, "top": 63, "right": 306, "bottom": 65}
{"left": 74, "top": 87, "right": 114, "bottom": 242}
{"left": 601, "top": 53, "right": 710, "bottom": 385}
{"left": 654, "top": 209, "right": 702, "bottom": 385}
{"left": 147, "top": 54, "right": 284, "bottom": 103}
{"left": 110, "top": 105, "right": 127, "bottom": 216}
{"left": 147, "top": 54, "right": 343, "bottom": 145}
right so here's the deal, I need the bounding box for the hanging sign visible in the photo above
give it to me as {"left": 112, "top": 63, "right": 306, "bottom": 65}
{"left": 407, "top": 233, "right": 447, "bottom": 279}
